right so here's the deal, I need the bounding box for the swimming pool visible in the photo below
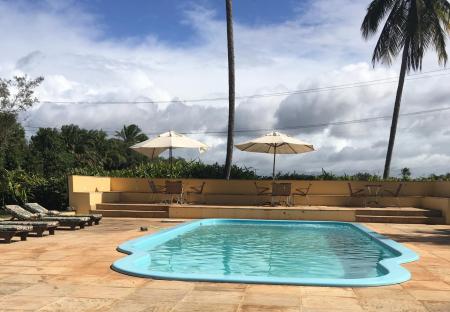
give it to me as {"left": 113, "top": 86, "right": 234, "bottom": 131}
{"left": 112, "top": 219, "right": 418, "bottom": 286}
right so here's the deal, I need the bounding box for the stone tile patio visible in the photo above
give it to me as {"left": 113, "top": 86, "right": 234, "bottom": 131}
{"left": 0, "top": 218, "right": 450, "bottom": 311}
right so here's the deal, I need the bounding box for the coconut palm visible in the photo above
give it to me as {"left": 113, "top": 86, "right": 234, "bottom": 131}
{"left": 361, "top": 0, "right": 450, "bottom": 179}
{"left": 224, "top": 0, "right": 235, "bottom": 180}
{"left": 115, "top": 124, "right": 148, "bottom": 146}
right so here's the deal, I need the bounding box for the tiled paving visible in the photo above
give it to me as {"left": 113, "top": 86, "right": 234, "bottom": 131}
{"left": 1, "top": 218, "right": 450, "bottom": 311}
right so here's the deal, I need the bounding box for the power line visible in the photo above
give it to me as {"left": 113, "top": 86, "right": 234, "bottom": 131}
{"left": 36, "top": 68, "right": 450, "bottom": 105}
{"left": 22, "top": 105, "right": 450, "bottom": 136}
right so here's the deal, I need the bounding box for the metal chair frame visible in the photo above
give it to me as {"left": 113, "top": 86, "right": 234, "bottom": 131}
{"left": 165, "top": 180, "right": 184, "bottom": 204}
{"left": 347, "top": 183, "right": 366, "bottom": 207}
{"left": 293, "top": 183, "right": 312, "bottom": 206}
{"left": 186, "top": 182, "right": 206, "bottom": 204}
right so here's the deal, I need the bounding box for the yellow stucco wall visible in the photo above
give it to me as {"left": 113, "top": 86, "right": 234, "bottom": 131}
{"left": 68, "top": 175, "right": 450, "bottom": 222}
{"left": 69, "top": 175, "right": 111, "bottom": 193}
{"left": 169, "top": 206, "right": 356, "bottom": 221}
{"left": 105, "top": 177, "right": 439, "bottom": 196}
{"left": 421, "top": 197, "right": 450, "bottom": 224}
{"left": 432, "top": 181, "right": 450, "bottom": 197}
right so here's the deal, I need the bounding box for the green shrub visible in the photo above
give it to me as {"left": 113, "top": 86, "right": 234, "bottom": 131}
{"left": 2, "top": 162, "right": 450, "bottom": 211}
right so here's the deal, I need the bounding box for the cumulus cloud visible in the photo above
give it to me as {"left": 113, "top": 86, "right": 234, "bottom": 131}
{"left": 1, "top": 0, "right": 449, "bottom": 176}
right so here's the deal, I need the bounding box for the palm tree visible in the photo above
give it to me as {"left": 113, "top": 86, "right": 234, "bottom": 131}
{"left": 115, "top": 124, "right": 148, "bottom": 146}
{"left": 224, "top": 0, "right": 235, "bottom": 180}
{"left": 361, "top": 0, "right": 450, "bottom": 179}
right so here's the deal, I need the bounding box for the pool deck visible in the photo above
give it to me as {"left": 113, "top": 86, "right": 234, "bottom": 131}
{"left": 1, "top": 218, "right": 450, "bottom": 311}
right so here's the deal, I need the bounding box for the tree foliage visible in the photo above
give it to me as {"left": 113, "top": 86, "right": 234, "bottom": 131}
{"left": 361, "top": 0, "right": 450, "bottom": 179}
{"left": 0, "top": 76, "right": 44, "bottom": 114}
{"left": 361, "top": 0, "right": 450, "bottom": 70}
{"left": 115, "top": 124, "right": 148, "bottom": 146}
{"left": 0, "top": 76, "right": 44, "bottom": 162}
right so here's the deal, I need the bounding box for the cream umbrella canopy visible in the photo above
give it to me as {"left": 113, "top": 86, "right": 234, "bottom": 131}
{"left": 130, "top": 131, "right": 208, "bottom": 176}
{"left": 235, "top": 131, "right": 315, "bottom": 180}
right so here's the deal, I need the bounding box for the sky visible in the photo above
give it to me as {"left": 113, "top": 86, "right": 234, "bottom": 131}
{"left": 0, "top": 0, "right": 449, "bottom": 177}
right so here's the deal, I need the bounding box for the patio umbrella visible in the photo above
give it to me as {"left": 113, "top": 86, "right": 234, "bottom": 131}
{"left": 130, "top": 131, "right": 208, "bottom": 176}
{"left": 235, "top": 131, "right": 315, "bottom": 180}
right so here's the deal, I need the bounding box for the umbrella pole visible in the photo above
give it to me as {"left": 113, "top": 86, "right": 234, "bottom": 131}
{"left": 169, "top": 147, "right": 173, "bottom": 178}
{"left": 272, "top": 145, "right": 277, "bottom": 180}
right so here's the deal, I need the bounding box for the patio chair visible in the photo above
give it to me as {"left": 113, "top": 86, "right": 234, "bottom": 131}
{"left": 272, "top": 183, "right": 292, "bottom": 206}
{"left": 186, "top": 182, "right": 206, "bottom": 204}
{"left": 347, "top": 183, "right": 366, "bottom": 206}
{"left": 0, "top": 224, "right": 33, "bottom": 243}
{"left": 165, "top": 181, "right": 184, "bottom": 204}
{"left": 293, "top": 183, "right": 312, "bottom": 206}
{"left": 381, "top": 183, "right": 403, "bottom": 207}
{"left": 254, "top": 182, "right": 271, "bottom": 205}
{"left": 4, "top": 205, "right": 89, "bottom": 230}
{"left": 25, "top": 202, "right": 102, "bottom": 226}
{"left": 1, "top": 220, "right": 58, "bottom": 236}
{"left": 148, "top": 180, "right": 166, "bottom": 202}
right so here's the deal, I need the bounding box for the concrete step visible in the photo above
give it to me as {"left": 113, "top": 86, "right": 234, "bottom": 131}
{"left": 94, "top": 209, "right": 169, "bottom": 218}
{"left": 356, "top": 215, "right": 444, "bottom": 224}
{"left": 355, "top": 208, "right": 442, "bottom": 217}
{"left": 97, "top": 203, "right": 169, "bottom": 212}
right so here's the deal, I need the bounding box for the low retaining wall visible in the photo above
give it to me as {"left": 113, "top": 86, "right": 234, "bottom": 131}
{"left": 68, "top": 175, "right": 450, "bottom": 224}
{"left": 169, "top": 206, "right": 356, "bottom": 221}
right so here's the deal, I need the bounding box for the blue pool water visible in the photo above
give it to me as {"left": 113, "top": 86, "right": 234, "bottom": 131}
{"left": 112, "top": 219, "right": 418, "bottom": 286}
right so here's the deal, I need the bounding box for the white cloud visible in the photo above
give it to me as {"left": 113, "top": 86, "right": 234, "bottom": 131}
{"left": 1, "top": 0, "right": 449, "bottom": 177}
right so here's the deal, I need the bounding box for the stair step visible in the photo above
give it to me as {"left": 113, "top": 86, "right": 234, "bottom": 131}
{"left": 356, "top": 215, "right": 444, "bottom": 224}
{"left": 96, "top": 203, "right": 169, "bottom": 212}
{"left": 355, "top": 209, "right": 442, "bottom": 217}
{"left": 94, "top": 209, "right": 169, "bottom": 218}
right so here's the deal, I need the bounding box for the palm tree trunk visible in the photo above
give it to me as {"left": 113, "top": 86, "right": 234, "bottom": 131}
{"left": 383, "top": 41, "right": 409, "bottom": 179}
{"left": 224, "top": 0, "right": 235, "bottom": 180}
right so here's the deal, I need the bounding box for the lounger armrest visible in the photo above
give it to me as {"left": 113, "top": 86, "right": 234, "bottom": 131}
{"left": 46, "top": 211, "right": 60, "bottom": 216}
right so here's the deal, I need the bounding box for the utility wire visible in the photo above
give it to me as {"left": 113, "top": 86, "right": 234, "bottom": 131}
{"left": 22, "top": 105, "right": 450, "bottom": 136}
{"left": 36, "top": 68, "right": 450, "bottom": 105}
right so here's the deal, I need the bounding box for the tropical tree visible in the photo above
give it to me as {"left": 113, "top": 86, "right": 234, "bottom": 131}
{"left": 115, "top": 124, "right": 148, "bottom": 146}
{"left": 0, "top": 76, "right": 43, "bottom": 155}
{"left": 401, "top": 167, "right": 412, "bottom": 180}
{"left": 361, "top": 0, "right": 450, "bottom": 179}
{"left": 224, "top": 0, "right": 236, "bottom": 179}
{"left": 28, "top": 128, "right": 75, "bottom": 177}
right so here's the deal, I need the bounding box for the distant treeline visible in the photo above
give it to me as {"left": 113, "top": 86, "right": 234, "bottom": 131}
{"left": 1, "top": 120, "right": 450, "bottom": 210}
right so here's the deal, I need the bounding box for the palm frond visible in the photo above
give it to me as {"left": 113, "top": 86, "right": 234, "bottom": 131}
{"left": 433, "top": 0, "right": 450, "bottom": 32}
{"left": 364, "top": 0, "right": 450, "bottom": 71}
{"left": 371, "top": 0, "right": 407, "bottom": 66}
{"left": 423, "top": 0, "right": 449, "bottom": 65}
{"left": 361, "top": 0, "right": 398, "bottom": 38}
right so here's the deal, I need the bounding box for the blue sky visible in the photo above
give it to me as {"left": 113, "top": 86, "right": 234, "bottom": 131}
{"left": 77, "top": 0, "right": 302, "bottom": 43}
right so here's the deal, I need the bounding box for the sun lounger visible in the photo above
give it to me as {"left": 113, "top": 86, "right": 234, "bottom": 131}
{"left": 4, "top": 205, "right": 89, "bottom": 230}
{"left": 1, "top": 221, "right": 58, "bottom": 236}
{"left": 25, "top": 203, "right": 102, "bottom": 225}
{"left": 0, "top": 224, "right": 33, "bottom": 243}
